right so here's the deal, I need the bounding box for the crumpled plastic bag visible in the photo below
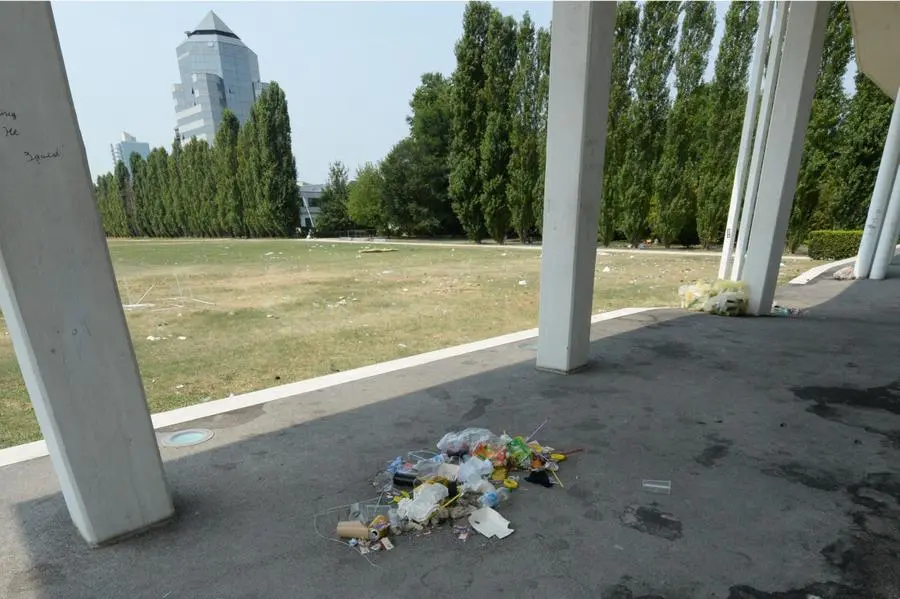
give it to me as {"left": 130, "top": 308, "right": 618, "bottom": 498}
{"left": 456, "top": 456, "right": 494, "bottom": 491}
{"left": 703, "top": 291, "right": 748, "bottom": 316}
{"left": 472, "top": 439, "right": 507, "bottom": 467}
{"left": 396, "top": 482, "right": 449, "bottom": 523}
{"left": 679, "top": 281, "right": 713, "bottom": 311}
{"left": 712, "top": 279, "right": 746, "bottom": 296}
{"left": 436, "top": 428, "right": 495, "bottom": 455}
{"left": 680, "top": 279, "right": 748, "bottom": 316}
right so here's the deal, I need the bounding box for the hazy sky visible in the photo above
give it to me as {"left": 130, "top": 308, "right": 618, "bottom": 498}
{"left": 52, "top": 1, "right": 737, "bottom": 184}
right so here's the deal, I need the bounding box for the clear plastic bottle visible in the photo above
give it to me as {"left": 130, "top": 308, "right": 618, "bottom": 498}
{"left": 388, "top": 507, "right": 402, "bottom": 535}
{"left": 478, "top": 488, "right": 510, "bottom": 508}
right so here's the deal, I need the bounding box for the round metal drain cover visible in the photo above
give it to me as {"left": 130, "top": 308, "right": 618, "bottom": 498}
{"left": 161, "top": 428, "right": 214, "bottom": 448}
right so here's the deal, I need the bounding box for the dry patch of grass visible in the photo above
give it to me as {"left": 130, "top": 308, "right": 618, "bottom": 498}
{"left": 0, "top": 239, "right": 820, "bottom": 448}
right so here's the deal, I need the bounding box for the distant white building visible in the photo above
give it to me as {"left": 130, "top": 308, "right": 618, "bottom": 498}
{"left": 298, "top": 182, "right": 323, "bottom": 230}
{"left": 110, "top": 131, "right": 150, "bottom": 173}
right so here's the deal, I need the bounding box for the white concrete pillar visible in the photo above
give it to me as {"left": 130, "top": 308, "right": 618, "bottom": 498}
{"left": 0, "top": 3, "right": 173, "bottom": 545}
{"left": 741, "top": 1, "right": 829, "bottom": 315}
{"left": 870, "top": 165, "right": 900, "bottom": 280}
{"left": 718, "top": 0, "right": 774, "bottom": 280}
{"left": 856, "top": 92, "right": 900, "bottom": 279}
{"left": 731, "top": 1, "right": 790, "bottom": 281}
{"left": 536, "top": 1, "right": 615, "bottom": 373}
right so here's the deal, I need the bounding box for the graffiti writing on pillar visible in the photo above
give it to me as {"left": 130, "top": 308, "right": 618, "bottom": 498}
{"left": 1, "top": 109, "right": 18, "bottom": 137}
{"left": 2, "top": 108, "right": 62, "bottom": 165}
{"left": 1, "top": 108, "right": 22, "bottom": 146}
{"left": 24, "top": 148, "right": 62, "bottom": 164}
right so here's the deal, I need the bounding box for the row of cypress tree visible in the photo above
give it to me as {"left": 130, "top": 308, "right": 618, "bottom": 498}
{"left": 332, "top": 1, "right": 893, "bottom": 249}
{"left": 97, "top": 2, "right": 894, "bottom": 249}
{"left": 95, "top": 83, "right": 299, "bottom": 238}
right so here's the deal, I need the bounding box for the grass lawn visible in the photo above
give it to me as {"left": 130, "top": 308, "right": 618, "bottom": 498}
{"left": 0, "top": 239, "right": 821, "bottom": 448}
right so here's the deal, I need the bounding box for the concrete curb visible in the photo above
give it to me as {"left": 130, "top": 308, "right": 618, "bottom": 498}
{"left": 788, "top": 257, "right": 856, "bottom": 285}
{"left": 0, "top": 306, "right": 657, "bottom": 468}
{"left": 787, "top": 245, "right": 900, "bottom": 285}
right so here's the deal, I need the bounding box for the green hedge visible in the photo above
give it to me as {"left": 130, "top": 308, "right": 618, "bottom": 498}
{"left": 806, "top": 230, "right": 862, "bottom": 260}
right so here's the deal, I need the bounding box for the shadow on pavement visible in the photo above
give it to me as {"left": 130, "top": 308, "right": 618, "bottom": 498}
{"left": 4, "top": 271, "right": 900, "bottom": 598}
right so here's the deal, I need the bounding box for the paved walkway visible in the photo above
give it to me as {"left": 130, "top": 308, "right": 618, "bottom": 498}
{"left": 1, "top": 269, "right": 898, "bottom": 598}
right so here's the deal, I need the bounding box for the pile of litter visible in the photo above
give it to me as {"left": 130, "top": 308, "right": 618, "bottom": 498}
{"left": 315, "top": 422, "right": 580, "bottom": 559}
{"left": 679, "top": 279, "right": 748, "bottom": 316}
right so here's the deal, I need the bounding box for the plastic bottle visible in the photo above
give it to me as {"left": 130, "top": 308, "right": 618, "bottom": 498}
{"left": 388, "top": 507, "right": 402, "bottom": 534}
{"left": 478, "top": 487, "right": 510, "bottom": 508}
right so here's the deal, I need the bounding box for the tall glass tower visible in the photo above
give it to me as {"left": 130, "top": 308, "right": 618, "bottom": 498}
{"left": 172, "top": 11, "right": 268, "bottom": 144}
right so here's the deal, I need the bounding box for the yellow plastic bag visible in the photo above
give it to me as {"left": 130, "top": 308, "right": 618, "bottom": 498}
{"left": 678, "top": 281, "right": 713, "bottom": 311}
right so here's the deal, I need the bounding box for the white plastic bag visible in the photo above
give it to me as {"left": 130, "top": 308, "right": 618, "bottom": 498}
{"left": 680, "top": 279, "right": 748, "bottom": 316}
{"left": 704, "top": 291, "right": 748, "bottom": 316}
{"left": 456, "top": 456, "right": 494, "bottom": 491}
{"left": 396, "top": 483, "right": 449, "bottom": 523}
{"left": 679, "top": 281, "right": 713, "bottom": 311}
{"left": 436, "top": 428, "right": 495, "bottom": 454}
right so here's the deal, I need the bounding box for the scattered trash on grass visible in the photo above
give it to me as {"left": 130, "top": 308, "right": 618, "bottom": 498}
{"left": 518, "top": 280, "right": 527, "bottom": 286}
{"left": 679, "top": 280, "right": 748, "bottom": 316}
{"left": 602, "top": 266, "right": 611, "bottom": 273}
{"left": 316, "top": 423, "right": 579, "bottom": 562}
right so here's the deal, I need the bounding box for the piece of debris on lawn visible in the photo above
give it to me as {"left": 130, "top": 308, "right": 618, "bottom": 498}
{"left": 124, "top": 303, "right": 155, "bottom": 311}
{"left": 642, "top": 479, "right": 672, "bottom": 495}
{"left": 359, "top": 248, "right": 398, "bottom": 254}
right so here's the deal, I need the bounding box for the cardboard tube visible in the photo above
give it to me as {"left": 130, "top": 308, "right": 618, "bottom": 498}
{"left": 336, "top": 521, "right": 369, "bottom": 539}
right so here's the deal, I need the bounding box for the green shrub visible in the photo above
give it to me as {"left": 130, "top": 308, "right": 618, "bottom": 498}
{"left": 806, "top": 230, "right": 862, "bottom": 260}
